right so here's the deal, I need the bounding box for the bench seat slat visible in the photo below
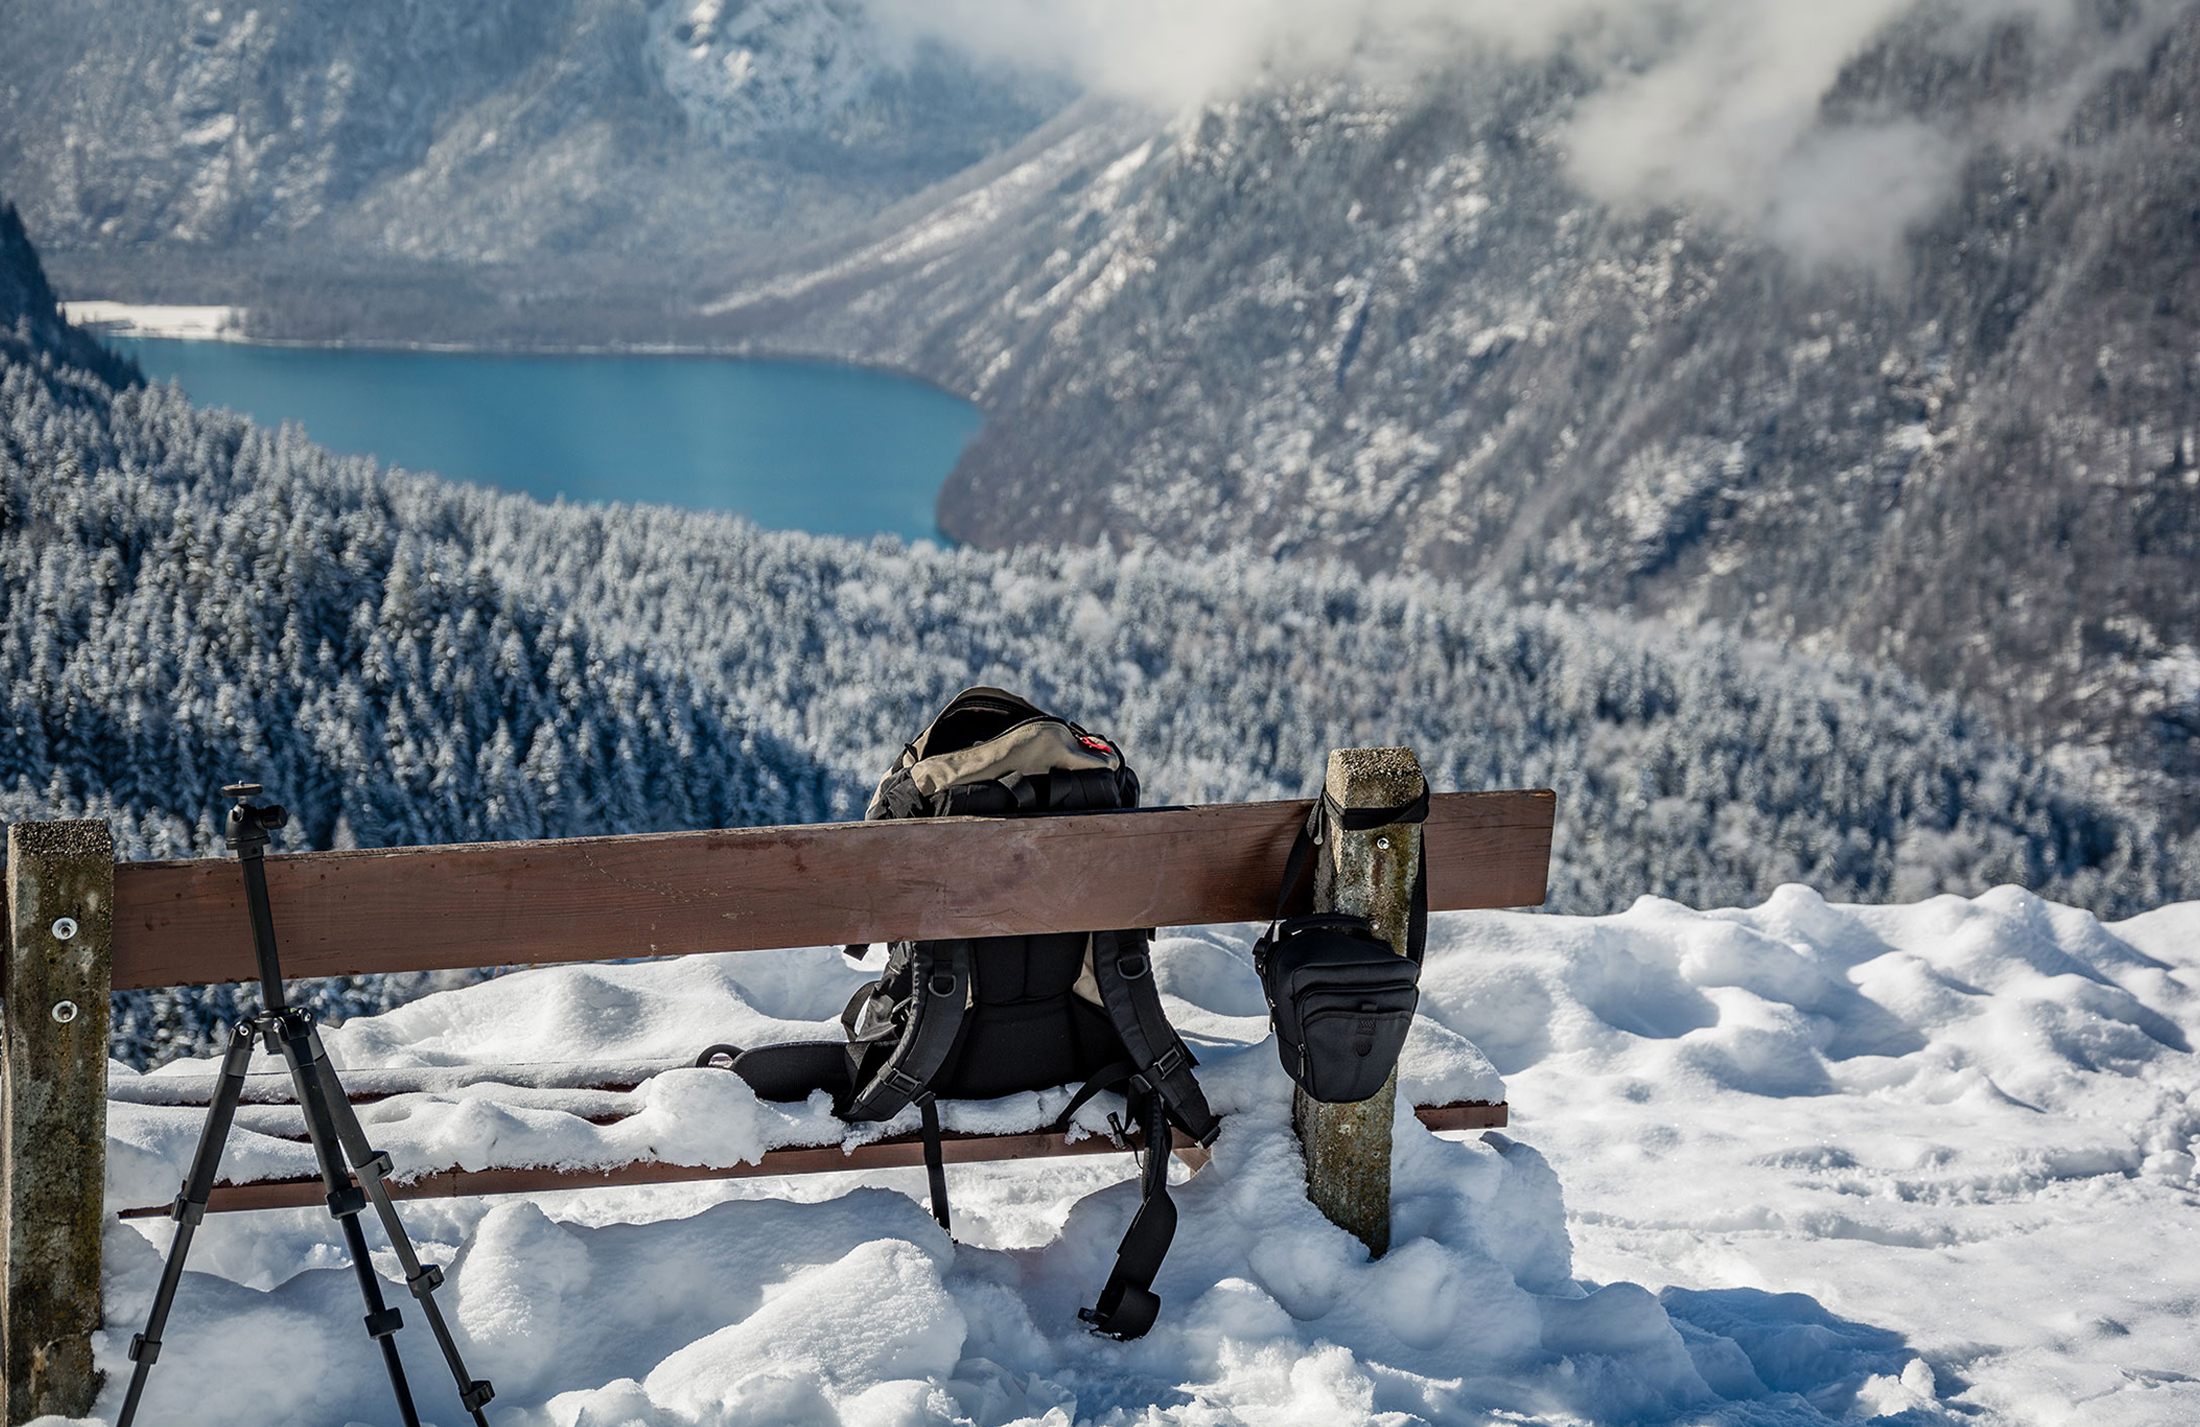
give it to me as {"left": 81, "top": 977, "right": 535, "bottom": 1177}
{"left": 113, "top": 1102, "right": 1508, "bottom": 1218}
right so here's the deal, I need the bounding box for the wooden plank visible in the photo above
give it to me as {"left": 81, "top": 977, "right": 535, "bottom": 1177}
{"left": 1294, "top": 748, "right": 1421, "bottom": 1258}
{"left": 109, "top": 792, "right": 1553, "bottom": 990}
{"left": 114, "top": 1126, "right": 1177, "bottom": 1217}
{"left": 120, "top": 1070, "right": 1512, "bottom": 1147}
{"left": 1416, "top": 1102, "right": 1511, "bottom": 1133}
{"left": 4, "top": 821, "right": 113, "bottom": 1424}
{"left": 113, "top": 1102, "right": 1508, "bottom": 1218}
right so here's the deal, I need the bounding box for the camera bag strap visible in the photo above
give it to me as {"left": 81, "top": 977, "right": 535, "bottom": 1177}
{"left": 1269, "top": 781, "right": 1431, "bottom": 962}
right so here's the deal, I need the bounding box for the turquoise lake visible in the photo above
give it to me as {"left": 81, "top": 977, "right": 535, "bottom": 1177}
{"left": 113, "top": 338, "right": 981, "bottom": 542}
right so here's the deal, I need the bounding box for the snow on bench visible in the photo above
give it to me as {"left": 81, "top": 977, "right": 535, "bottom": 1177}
{"left": 107, "top": 1072, "right": 1507, "bottom": 1217}
{"left": 102, "top": 946, "right": 1510, "bottom": 1218}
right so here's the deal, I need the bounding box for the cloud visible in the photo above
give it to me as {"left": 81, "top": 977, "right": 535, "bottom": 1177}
{"left": 1558, "top": 0, "right": 2083, "bottom": 270}
{"left": 1760, "top": 122, "right": 1969, "bottom": 272}
{"left": 864, "top": 0, "right": 1610, "bottom": 107}
{"left": 1563, "top": 3, "right": 1926, "bottom": 216}
{"left": 862, "top": 0, "right": 2142, "bottom": 269}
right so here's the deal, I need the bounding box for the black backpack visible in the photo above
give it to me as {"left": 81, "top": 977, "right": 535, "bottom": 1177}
{"left": 699, "top": 687, "right": 1220, "bottom": 1339}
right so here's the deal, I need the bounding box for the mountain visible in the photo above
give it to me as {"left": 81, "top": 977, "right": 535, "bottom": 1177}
{"left": 11, "top": 4, "right": 2195, "bottom": 803}
{"left": 14, "top": 0, "right": 2194, "bottom": 813}
{"left": 0, "top": 0, "right": 1070, "bottom": 327}
{"left": 699, "top": 4, "right": 2200, "bottom": 819}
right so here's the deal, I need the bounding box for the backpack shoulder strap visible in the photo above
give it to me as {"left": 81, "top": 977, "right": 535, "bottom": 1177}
{"left": 697, "top": 1040, "right": 852, "bottom": 1103}
{"left": 1079, "top": 1088, "right": 1177, "bottom": 1339}
{"left": 1088, "top": 930, "right": 1220, "bottom": 1145}
{"left": 843, "top": 938, "right": 974, "bottom": 1121}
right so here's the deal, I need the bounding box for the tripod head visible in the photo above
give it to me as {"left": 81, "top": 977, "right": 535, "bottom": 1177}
{"left": 221, "top": 782, "right": 293, "bottom": 1011}
{"left": 223, "top": 782, "right": 289, "bottom": 855}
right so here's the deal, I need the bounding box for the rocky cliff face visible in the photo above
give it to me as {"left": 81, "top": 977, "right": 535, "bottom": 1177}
{"left": 704, "top": 5, "right": 2200, "bottom": 811}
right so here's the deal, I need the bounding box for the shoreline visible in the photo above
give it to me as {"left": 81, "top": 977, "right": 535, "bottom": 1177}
{"left": 62, "top": 300, "right": 248, "bottom": 342}
{"left": 66, "top": 299, "right": 983, "bottom": 549}
{"left": 60, "top": 301, "right": 980, "bottom": 400}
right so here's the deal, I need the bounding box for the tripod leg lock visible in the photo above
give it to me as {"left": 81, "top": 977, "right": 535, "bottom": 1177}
{"left": 460, "top": 1380, "right": 496, "bottom": 1412}
{"left": 128, "top": 1333, "right": 161, "bottom": 1365}
{"left": 326, "top": 1185, "right": 368, "bottom": 1218}
{"left": 356, "top": 1149, "right": 395, "bottom": 1181}
{"left": 364, "top": 1307, "right": 405, "bottom": 1339}
{"left": 169, "top": 1189, "right": 207, "bottom": 1227}
{"left": 406, "top": 1263, "right": 445, "bottom": 1297}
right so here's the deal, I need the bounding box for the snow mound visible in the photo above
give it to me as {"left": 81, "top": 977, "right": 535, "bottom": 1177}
{"left": 81, "top": 888, "right": 2200, "bottom": 1425}
{"left": 1458, "top": 886, "right": 2200, "bottom": 1426}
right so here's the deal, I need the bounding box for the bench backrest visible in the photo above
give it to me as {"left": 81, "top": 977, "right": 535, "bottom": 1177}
{"left": 107, "top": 791, "right": 1555, "bottom": 989}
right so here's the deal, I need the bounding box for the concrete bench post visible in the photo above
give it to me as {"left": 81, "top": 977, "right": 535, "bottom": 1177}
{"left": 1294, "top": 747, "right": 1424, "bottom": 1258}
{"left": 3, "top": 820, "right": 113, "bottom": 1424}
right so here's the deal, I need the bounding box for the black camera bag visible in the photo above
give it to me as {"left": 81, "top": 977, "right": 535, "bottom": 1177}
{"left": 1254, "top": 783, "right": 1429, "bottom": 1103}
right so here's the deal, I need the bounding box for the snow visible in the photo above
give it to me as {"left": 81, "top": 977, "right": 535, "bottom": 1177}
{"left": 63, "top": 888, "right": 2200, "bottom": 1426}
{"left": 701, "top": 124, "right": 1147, "bottom": 320}
{"left": 60, "top": 302, "right": 244, "bottom": 341}
{"left": 645, "top": 0, "right": 883, "bottom": 146}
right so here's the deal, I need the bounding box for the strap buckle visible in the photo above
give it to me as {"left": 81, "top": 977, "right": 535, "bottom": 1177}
{"left": 1323, "top": 782, "right": 1430, "bottom": 831}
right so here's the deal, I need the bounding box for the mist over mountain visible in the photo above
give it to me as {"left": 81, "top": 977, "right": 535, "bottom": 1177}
{"left": 704, "top": 1, "right": 2200, "bottom": 820}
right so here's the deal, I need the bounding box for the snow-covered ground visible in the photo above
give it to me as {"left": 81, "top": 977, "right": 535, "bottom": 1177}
{"left": 59, "top": 302, "right": 244, "bottom": 340}
{"left": 70, "top": 887, "right": 2200, "bottom": 1426}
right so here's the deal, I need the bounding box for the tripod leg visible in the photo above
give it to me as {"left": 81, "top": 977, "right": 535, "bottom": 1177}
{"left": 116, "top": 1020, "right": 258, "bottom": 1427}
{"left": 275, "top": 1010, "right": 424, "bottom": 1427}
{"left": 299, "top": 1020, "right": 496, "bottom": 1424}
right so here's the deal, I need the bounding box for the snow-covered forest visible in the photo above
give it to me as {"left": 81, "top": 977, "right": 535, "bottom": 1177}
{"left": 2, "top": 206, "right": 2195, "bottom": 1066}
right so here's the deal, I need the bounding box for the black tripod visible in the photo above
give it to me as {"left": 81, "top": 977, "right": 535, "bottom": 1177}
{"left": 117, "top": 785, "right": 494, "bottom": 1427}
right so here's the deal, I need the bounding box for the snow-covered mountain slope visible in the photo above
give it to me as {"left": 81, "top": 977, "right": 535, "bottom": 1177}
{"left": 1474, "top": 886, "right": 2200, "bottom": 1425}
{"left": 704, "top": 5, "right": 2200, "bottom": 817}
{"left": 0, "top": 202, "right": 136, "bottom": 386}
{"left": 0, "top": 0, "right": 1068, "bottom": 282}
{"left": 95, "top": 887, "right": 2200, "bottom": 1425}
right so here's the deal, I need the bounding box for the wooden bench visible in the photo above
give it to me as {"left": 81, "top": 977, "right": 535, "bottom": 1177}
{"left": 3, "top": 746, "right": 1553, "bottom": 1423}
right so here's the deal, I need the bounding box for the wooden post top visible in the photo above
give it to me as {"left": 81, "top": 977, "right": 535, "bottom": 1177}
{"left": 1326, "top": 746, "right": 1425, "bottom": 810}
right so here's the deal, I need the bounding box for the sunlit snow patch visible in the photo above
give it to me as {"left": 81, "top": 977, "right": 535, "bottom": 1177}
{"left": 90, "top": 886, "right": 2200, "bottom": 1425}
